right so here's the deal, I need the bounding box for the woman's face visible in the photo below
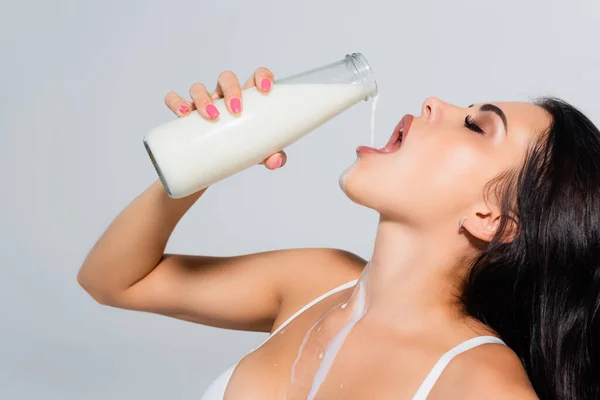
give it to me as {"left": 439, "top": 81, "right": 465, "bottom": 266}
{"left": 340, "top": 97, "right": 552, "bottom": 230}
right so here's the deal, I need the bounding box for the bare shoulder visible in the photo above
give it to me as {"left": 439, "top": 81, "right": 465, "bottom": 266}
{"left": 276, "top": 247, "right": 367, "bottom": 302}
{"left": 429, "top": 341, "right": 539, "bottom": 399}
{"left": 273, "top": 247, "right": 367, "bottom": 330}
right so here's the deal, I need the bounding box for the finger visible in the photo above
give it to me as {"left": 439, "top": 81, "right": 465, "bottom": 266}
{"left": 216, "top": 71, "right": 242, "bottom": 114}
{"left": 189, "top": 83, "right": 220, "bottom": 120}
{"left": 255, "top": 67, "right": 275, "bottom": 93}
{"left": 164, "top": 91, "right": 195, "bottom": 117}
{"left": 242, "top": 67, "right": 275, "bottom": 93}
{"left": 260, "top": 151, "right": 287, "bottom": 170}
{"left": 210, "top": 86, "right": 223, "bottom": 101}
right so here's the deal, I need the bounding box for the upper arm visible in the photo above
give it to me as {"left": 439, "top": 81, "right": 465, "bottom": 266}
{"left": 105, "top": 247, "right": 365, "bottom": 333}
{"left": 467, "top": 371, "right": 539, "bottom": 400}
{"left": 465, "top": 368, "right": 538, "bottom": 400}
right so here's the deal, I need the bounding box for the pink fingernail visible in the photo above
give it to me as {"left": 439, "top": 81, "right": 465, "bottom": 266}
{"left": 205, "top": 104, "right": 220, "bottom": 119}
{"left": 230, "top": 97, "right": 242, "bottom": 113}
{"left": 261, "top": 79, "right": 272, "bottom": 92}
{"left": 178, "top": 104, "right": 189, "bottom": 114}
{"left": 275, "top": 156, "right": 282, "bottom": 169}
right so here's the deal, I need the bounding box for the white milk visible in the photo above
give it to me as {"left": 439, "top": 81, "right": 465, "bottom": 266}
{"left": 144, "top": 83, "right": 367, "bottom": 198}
{"left": 338, "top": 92, "right": 379, "bottom": 191}
{"left": 288, "top": 263, "right": 372, "bottom": 398}
{"left": 306, "top": 276, "right": 369, "bottom": 400}
{"left": 370, "top": 93, "right": 379, "bottom": 147}
{"left": 305, "top": 265, "right": 371, "bottom": 399}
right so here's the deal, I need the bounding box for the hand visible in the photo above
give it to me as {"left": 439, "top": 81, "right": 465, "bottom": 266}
{"left": 163, "top": 67, "right": 287, "bottom": 170}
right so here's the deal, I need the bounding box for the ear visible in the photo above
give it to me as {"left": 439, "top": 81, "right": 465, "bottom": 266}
{"left": 461, "top": 204, "right": 516, "bottom": 244}
{"left": 461, "top": 211, "right": 500, "bottom": 243}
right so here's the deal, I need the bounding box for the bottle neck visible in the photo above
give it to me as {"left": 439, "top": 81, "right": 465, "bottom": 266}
{"left": 347, "top": 53, "right": 378, "bottom": 100}
{"left": 273, "top": 53, "right": 378, "bottom": 101}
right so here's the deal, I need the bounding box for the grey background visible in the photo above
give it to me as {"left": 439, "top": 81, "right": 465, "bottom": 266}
{"left": 1, "top": 0, "right": 599, "bottom": 398}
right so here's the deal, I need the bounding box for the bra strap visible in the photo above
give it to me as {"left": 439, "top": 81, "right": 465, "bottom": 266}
{"left": 412, "top": 336, "right": 507, "bottom": 400}
{"left": 255, "top": 279, "right": 359, "bottom": 350}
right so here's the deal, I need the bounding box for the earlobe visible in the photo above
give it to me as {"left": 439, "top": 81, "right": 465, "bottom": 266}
{"left": 458, "top": 218, "right": 467, "bottom": 233}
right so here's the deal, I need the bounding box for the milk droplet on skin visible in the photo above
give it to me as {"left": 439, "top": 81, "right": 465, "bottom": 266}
{"left": 306, "top": 278, "right": 369, "bottom": 400}
{"left": 318, "top": 352, "right": 324, "bottom": 359}
{"left": 338, "top": 160, "right": 358, "bottom": 191}
{"left": 341, "top": 303, "right": 347, "bottom": 309}
{"left": 290, "top": 263, "right": 372, "bottom": 398}
{"left": 304, "top": 263, "right": 372, "bottom": 400}
{"left": 290, "top": 310, "right": 335, "bottom": 384}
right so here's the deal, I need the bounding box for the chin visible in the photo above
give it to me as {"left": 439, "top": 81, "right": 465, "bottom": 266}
{"left": 339, "top": 156, "right": 419, "bottom": 221}
{"left": 339, "top": 113, "right": 415, "bottom": 209}
{"left": 339, "top": 160, "right": 357, "bottom": 191}
{"left": 338, "top": 160, "right": 378, "bottom": 208}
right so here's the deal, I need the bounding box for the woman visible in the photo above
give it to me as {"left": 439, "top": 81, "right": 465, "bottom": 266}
{"left": 77, "top": 67, "right": 600, "bottom": 399}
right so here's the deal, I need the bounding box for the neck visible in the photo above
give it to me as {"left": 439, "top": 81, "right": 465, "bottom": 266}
{"left": 347, "top": 215, "right": 473, "bottom": 333}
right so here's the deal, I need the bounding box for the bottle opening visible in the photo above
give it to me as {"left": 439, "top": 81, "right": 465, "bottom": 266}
{"left": 347, "top": 53, "right": 378, "bottom": 100}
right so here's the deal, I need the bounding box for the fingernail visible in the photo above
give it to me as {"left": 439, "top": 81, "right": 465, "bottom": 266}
{"left": 275, "top": 155, "right": 282, "bottom": 169}
{"left": 205, "top": 104, "right": 220, "bottom": 119}
{"left": 260, "top": 79, "right": 272, "bottom": 92}
{"left": 230, "top": 97, "right": 242, "bottom": 113}
{"left": 178, "top": 104, "right": 190, "bottom": 114}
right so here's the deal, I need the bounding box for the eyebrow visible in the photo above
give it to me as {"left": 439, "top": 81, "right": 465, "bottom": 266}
{"left": 468, "top": 103, "right": 508, "bottom": 132}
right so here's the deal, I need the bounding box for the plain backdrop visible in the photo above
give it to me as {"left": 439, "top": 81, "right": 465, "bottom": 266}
{"left": 1, "top": 0, "right": 599, "bottom": 398}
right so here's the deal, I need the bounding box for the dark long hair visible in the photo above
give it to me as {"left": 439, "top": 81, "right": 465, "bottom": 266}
{"left": 460, "top": 97, "right": 600, "bottom": 399}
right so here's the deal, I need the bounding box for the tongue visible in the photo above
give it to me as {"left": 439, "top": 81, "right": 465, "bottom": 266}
{"left": 357, "top": 141, "right": 400, "bottom": 154}
{"left": 357, "top": 126, "right": 402, "bottom": 154}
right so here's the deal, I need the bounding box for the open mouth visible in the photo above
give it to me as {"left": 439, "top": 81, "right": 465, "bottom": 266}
{"left": 356, "top": 114, "right": 414, "bottom": 156}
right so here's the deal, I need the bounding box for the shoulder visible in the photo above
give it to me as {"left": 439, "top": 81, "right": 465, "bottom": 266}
{"left": 275, "top": 247, "right": 366, "bottom": 293}
{"left": 272, "top": 248, "right": 366, "bottom": 328}
{"left": 429, "top": 339, "right": 539, "bottom": 399}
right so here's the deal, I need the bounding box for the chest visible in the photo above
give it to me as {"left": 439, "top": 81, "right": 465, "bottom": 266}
{"left": 222, "top": 295, "right": 444, "bottom": 400}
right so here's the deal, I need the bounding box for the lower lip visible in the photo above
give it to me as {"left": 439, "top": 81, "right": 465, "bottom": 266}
{"left": 356, "top": 114, "right": 414, "bottom": 156}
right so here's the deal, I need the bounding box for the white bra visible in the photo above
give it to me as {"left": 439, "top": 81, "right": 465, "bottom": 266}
{"left": 201, "top": 279, "right": 506, "bottom": 399}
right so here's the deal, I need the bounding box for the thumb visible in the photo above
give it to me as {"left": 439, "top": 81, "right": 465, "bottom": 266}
{"left": 260, "top": 151, "right": 287, "bottom": 170}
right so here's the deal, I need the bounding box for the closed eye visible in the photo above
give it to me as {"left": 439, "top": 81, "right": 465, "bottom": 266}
{"left": 464, "top": 115, "right": 486, "bottom": 134}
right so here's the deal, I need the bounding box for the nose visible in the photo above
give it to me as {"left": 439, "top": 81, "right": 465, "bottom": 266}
{"left": 420, "top": 96, "right": 445, "bottom": 122}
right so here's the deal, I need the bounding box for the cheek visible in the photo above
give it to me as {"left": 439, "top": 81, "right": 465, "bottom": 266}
{"left": 428, "top": 146, "right": 480, "bottom": 188}
{"left": 412, "top": 143, "right": 491, "bottom": 204}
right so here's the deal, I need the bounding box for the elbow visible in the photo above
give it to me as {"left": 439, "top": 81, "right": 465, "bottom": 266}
{"left": 77, "top": 267, "right": 116, "bottom": 306}
{"left": 76, "top": 266, "right": 94, "bottom": 297}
